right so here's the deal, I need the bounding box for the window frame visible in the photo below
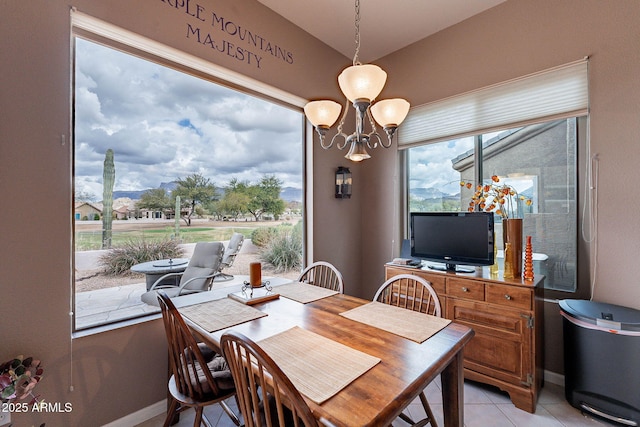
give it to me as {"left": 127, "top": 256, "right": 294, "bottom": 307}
{"left": 402, "top": 116, "right": 590, "bottom": 300}
{"left": 71, "top": 12, "right": 310, "bottom": 332}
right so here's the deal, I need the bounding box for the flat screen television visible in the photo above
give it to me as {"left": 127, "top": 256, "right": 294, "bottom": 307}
{"left": 410, "top": 211, "right": 495, "bottom": 273}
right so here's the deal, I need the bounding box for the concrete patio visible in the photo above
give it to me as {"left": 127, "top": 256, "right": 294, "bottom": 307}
{"left": 76, "top": 281, "right": 157, "bottom": 329}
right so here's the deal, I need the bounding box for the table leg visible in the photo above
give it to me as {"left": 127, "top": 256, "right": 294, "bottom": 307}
{"left": 441, "top": 350, "right": 464, "bottom": 427}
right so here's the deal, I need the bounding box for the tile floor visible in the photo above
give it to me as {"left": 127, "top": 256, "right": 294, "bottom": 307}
{"left": 134, "top": 379, "right": 611, "bottom": 427}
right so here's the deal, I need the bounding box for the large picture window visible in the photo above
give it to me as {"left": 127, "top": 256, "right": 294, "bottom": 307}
{"left": 73, "top": 37, "right": 304, "bottom": 331}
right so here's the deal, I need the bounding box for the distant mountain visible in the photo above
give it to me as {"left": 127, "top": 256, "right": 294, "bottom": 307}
{"left": 113, "top": 184, "right": 302, "bottom": 202}
{"left": 159, "top": 181, "right": 178, "bottom": 191}
{"left": 280, "top": 187, "right": 302, "bottom": 202}
{"left": 113, "top": 190, "right": 146, "bottom": 199}
{"left": 410, "top": 187, "right": 459, "bottom": 201}
{"left": 113, "top": 181, "right": 177, "bottom": 200}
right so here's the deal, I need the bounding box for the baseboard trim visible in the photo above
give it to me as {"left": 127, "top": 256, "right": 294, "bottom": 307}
{"left": 102, "top": 399, "right": 166, "bottom": 427}
{"left": 544, "top": 370, "right": 565, "bottom": 387}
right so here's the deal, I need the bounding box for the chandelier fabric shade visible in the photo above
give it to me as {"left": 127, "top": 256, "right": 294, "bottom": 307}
{"left": 303, "top": 0, "right": 409, "bottom": 162}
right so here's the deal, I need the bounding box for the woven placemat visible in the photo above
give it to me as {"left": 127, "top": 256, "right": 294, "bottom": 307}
{"left": 179, "top": 298, "right": 267, "bottom": 332}
{"left": 276, "top": 282, "right": 339, "bottom": 304}
{"left": 340, "top": 301, "right": 451, "bottom": 343}
{"left": 258, "top": 326, "right": 380, "bottom": 404}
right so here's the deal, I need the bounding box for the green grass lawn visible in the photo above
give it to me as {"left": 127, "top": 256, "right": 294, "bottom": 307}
{"left": 75, "top": 226, "right": 257, "bottom": 251}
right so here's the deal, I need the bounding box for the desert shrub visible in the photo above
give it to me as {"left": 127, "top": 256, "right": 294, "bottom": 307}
{"left": 291, "top": 220, "right": 303, "bottom": 240}
{"left": 250, "top": 226, "right": 279, "bottom": 247}
{"left": 99, "top": 239, "right": 184, "bottom": 275}
{"left": 259, "top": 228, "right": 302, "bottom": 273}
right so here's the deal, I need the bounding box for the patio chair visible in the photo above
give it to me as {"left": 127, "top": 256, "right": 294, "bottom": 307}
{"left": 297, "top": 261, "right": 344, "bottom": 293}
{"left": 215, "top": 232, "right": 244, "bottom": 282}
{"left": 220, "top": 330, "right": 320, "bottom": 427}
{"left": 140, "top": 241, "right": 224, "bottom": 306}
{"left": 373, "top": 273, "right": 441, "bottom": 427}
{"left": 157, "top": 291, "right": 241, "bottom": 427}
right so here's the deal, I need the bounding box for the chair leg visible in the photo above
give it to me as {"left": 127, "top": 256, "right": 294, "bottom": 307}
{"left": 220, "top": 399, "right": 242, "bottom": 426}
{"left": 397, "top": 391, "right": 437, "bottom": 427}
{"left": 193, "top": 407, "right": 205, "bottom": 427}
{"left": 163, "top": 397, "right": 179, "bottom": 427}
{"left": 419, "top": 391, "right": 437, "bottom": 427}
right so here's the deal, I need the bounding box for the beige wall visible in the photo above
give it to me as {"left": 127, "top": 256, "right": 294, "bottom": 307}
{"left": 1, "top": 0, "right": 350, "bottom": 425}
{"left": 2, "top": 0, "right": 640, "bottom": 424}
{"left": 361, "top": 0, "right": 640, "bottom": 373}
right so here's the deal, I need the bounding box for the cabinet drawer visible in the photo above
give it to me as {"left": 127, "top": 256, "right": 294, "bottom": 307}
{"left": 486, "top": 283, "right": 532, "bottom": 310}
{"left": 420, "top": 274, "right": 445, "bottom": 295}
{"left": 385, "top": 266, "right": 445, "bottom": 295}
{"left": 446, "top": 278, "right": 484, "bottom": 301}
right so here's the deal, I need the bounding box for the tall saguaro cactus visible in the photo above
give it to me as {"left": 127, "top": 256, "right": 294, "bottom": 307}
{"left": 102, "top": 149, "right": 115, "bottom": 249}
{"left": 174, "top": 195, "right": 181, "bottom": 239}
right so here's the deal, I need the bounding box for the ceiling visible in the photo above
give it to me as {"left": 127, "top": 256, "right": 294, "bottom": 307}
{"left": 257, "top": 0, "right": 507, "bottom": 63}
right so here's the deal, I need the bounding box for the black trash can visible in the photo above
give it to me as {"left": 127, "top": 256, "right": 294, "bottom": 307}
{"left": 559, "top": 299, "right": 640, "bottom": 426}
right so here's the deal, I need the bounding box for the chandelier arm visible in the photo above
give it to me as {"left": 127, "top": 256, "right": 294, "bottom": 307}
{"left": 318, "top": 130, "right": 334, "bottom": 149}
{"left": 366, "top": 106, "right": 378, "bottom": 134}
{"left": 379, "top": 131, "right": 393, "bottom": 148}
{"left": 332, "top": 132, "right": 350, "bottom": 150}
{"left": 367, "top": 132, "right": 382, "bottom": 149}
{"left": 335, "top": 99, "right": 351, "bottom": 136}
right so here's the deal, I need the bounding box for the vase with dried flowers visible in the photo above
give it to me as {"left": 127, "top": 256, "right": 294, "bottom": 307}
{"left": 460, "top": 175, "right": 532, "bottom": 278}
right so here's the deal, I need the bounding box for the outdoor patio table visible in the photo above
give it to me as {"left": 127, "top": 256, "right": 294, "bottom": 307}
{"left": 131, "top": 258, "right": 189, "bottom": 290}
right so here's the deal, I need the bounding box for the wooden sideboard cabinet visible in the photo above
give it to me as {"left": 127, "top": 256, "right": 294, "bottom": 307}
{"left": 385, "top": 264, "right": 544, "bottom": 413}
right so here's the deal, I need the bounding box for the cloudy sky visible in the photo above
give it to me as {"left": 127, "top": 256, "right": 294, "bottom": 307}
{"left": 74, "top": 38, "right": 303, "bottom": 199}
{"left": 408, "top": 137, "right": 475, "bottom": 195}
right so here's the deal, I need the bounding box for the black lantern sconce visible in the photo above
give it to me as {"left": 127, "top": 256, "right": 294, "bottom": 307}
{"left": 335, "top": 166, "right": 352, "bottom": 199}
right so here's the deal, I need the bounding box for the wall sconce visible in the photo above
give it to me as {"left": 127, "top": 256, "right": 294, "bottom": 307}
{"left": 335, "top": 166, "right": 352, "bottom": 199}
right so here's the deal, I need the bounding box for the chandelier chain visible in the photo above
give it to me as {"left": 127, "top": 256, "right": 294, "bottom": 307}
{"left": 353, "top": 0, "right": 361, "bottom": 66}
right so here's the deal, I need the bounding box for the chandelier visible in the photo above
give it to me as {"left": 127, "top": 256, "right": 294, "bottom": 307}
{"left": 303, "top": 0, "right": 410, "bottom": 162}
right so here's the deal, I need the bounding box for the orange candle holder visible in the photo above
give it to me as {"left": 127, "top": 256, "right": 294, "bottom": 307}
{"left": 249, "top": 262, "right": 262, "bottom": 287}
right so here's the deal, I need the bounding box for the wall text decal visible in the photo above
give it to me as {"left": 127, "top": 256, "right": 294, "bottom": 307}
{"left": 160, "top": 0, "right": 295, "bottom": 69}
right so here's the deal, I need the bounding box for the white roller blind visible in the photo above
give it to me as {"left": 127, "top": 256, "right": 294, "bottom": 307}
{"left": 398, "top": 58, "right": 588, "bottom": 148}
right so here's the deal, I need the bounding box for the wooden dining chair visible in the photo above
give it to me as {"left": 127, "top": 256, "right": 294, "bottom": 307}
{"left": 373, "top": 273, "right": 441, "bottom": 427}
{"left": 157, "top": 292, "right": 241, "bottom": 427}
{"left": 297, "top": 261, "right": 344, "bottom": 293}
{"left": 220, "top": 330, "right": 320, "bottom": 427}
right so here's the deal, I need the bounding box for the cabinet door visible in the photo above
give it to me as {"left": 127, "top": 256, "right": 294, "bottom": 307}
{"left": 447, "top": 298, "right": 532, "bottom": 387}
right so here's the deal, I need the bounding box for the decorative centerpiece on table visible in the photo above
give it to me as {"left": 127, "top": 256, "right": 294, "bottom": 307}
{"left": 461, "top": 175, "right": 532, "bottom": 278}
{"left": 0, "top": 355, "right": 44, "bottom": 404}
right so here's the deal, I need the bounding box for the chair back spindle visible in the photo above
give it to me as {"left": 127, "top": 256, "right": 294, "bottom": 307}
{"left": 297, "top": 261, "right": 344, "bottom": 293}
{"left": 221, "top": 331, "right": 319, "bottom": 427}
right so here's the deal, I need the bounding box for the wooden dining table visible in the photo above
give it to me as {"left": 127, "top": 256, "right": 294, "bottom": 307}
{"left": 176, "top": 282, "right": 474, "bottom": 427}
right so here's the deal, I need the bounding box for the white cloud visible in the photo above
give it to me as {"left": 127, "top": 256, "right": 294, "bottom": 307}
{"left": 408, "top": 137, "right": 475, "bottom": 194}
{"left": 74, "top": 38, "right": 302, "bottom": 198}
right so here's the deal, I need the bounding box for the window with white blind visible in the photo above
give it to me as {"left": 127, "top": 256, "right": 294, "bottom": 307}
{"left": 403, "top": 60, "right": 589, "bottom": 294}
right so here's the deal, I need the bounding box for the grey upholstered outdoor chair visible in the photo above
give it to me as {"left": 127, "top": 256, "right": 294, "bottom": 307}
{"left": 140, "top": 241, "right": 224, "bottom": 305}
{"left": 215, "top": 232, "right": 244, "bottom": 281}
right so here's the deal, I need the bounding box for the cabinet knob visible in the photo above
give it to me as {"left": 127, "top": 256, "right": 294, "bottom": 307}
{"left": 462, "top": 287, "right": 469, "bottom": 292}
{"left": 504, "top": 294, "right": 512, "bottom": 300}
